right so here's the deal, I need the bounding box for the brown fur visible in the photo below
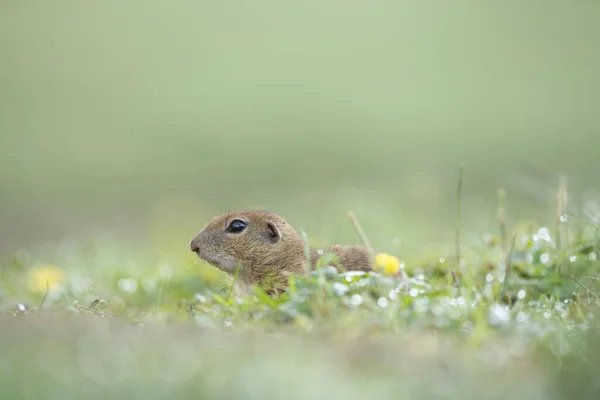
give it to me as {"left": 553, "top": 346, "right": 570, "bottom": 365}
{"left": 189, "top": 210, "right": 373, "bottom": 296}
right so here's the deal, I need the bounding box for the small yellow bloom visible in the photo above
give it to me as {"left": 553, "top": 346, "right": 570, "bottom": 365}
{"left": 27, "top": 264, "right": 65, "bottom": 292}
{"left": 375, "top": 253, "right": 402, "bottom": 275}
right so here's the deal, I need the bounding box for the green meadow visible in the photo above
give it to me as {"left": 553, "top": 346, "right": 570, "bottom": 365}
{"left": 1, "top": 1, "right": 600, "bottom": 399}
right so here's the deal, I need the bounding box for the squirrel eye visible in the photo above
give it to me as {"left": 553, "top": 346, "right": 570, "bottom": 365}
{"left": 226, "top": 219, "right": 247, "bottom": 233}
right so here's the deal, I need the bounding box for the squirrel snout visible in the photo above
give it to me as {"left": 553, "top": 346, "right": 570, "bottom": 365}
{"left": 190, "top": 238, "right": 200, "bottom": 254}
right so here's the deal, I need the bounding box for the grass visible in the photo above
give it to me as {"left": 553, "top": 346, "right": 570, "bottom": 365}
{"left": 1, "top": 2, "right": 599, "bottom": 398}
{"left": 1, "top": 179, "right": 600, "bottom": 399}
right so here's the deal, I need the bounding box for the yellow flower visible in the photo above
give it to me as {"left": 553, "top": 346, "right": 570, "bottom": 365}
{"left": 375, "top": 253, "right": 402, "bottom": 275}
{"left": 27, "top": 264, "right": 65, "bottom": 292}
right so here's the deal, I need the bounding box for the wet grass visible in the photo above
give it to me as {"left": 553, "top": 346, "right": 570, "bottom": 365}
{"left": 1, "top": 193, "right": 600, "bottom": 399}
{"left": 2, "top": 2, "right": 600, "bottom": 398}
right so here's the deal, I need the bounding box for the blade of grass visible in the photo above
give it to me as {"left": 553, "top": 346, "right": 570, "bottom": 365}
{"left": 453, "top": 163, "right": 466, "bottom": 287}
{"left": 498, "top": 189, "right": 508, "bottom": 268}
{"left": 348, "top": 211, "right": 374, "bottom": 256}
{"left": 300, "top": 229, "right": 312, "bottom": 277}
{"left": 556, "top": 175, "right": 568, "bottom": 250}
{"left": 503, "top": 233, "right": 517, "bottom": 294}
{"left": 37, "top": 280, "right": 49, "bottom": 313}
{"left": 572, "top": 275, "right": 600, "bottom": 302}
{"left": 227, "top": 262, "right": 242, "bottom": 298}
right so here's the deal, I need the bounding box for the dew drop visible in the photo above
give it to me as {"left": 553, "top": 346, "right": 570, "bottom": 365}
{"left": 537, "top": 227, "right": 551, "bottom": 242}
{"left": 516, "top": 312, "right": 528, "bottom": 323}
{"left": 518, "top": 289, "right": 526, "bottom": 299}
{"left": 160, "top": 265, "right": 173, "bottom": 280}
{"left": 194, "top": 294, "right": 207, "bottom": 303}
{"left": 351, "top": 294, "right": 363, "bottom": 306}
{"left": 488, "top": 304, "right": 511, "bottom": 326}
{"left": 118, "top": 278, "right": 138, "bottom": 293}
{"left": 414, "top": 298, "right": 429, "bottom": 313}
{"left": 332, "top": 282, "right": 349, "bottom": 296}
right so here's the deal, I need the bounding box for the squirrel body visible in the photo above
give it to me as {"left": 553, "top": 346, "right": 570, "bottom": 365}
{"left": 189, "top": 210, "right": 373, "bottom": 295}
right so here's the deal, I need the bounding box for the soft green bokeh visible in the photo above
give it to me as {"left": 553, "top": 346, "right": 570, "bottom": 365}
{"left": 1, "top": 2, "right": 600, "bottom": 398}
{"left": 1, "top": 0, "right": 599, "bottom": 258}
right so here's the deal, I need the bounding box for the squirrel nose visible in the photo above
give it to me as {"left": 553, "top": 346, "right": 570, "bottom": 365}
{"left": 190, "top": 239, "right": 200, "bottom": 254}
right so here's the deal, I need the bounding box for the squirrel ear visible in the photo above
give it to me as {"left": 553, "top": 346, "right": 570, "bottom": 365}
{"left": 266, "top": 222, "right": 281, "bottom": 243}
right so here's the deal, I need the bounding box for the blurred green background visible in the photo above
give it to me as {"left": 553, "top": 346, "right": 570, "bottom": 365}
{"left": 1, "top": 0, "right": 599, "bottom": 259}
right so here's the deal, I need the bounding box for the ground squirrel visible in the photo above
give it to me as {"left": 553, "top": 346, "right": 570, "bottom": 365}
{"left": 189, "top": 210, "right": 373, "bottom": 296}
